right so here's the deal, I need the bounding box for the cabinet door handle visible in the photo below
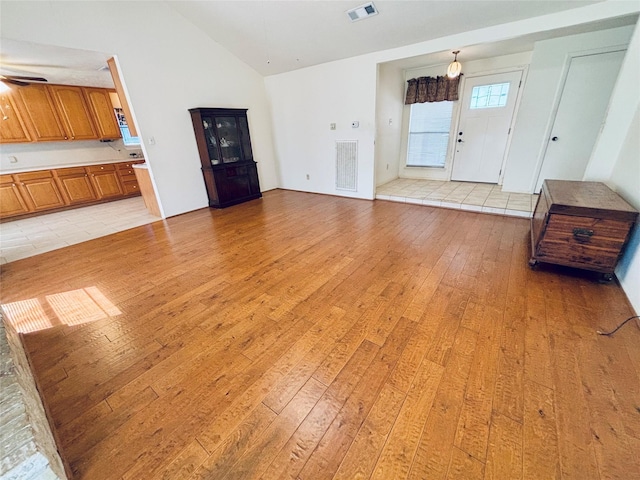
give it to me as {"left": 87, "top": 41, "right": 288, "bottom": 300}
{"left": 573, "top": 228, "right": 594, "bottom": 240}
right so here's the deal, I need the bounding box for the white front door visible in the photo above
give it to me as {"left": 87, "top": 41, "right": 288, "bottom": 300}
{"left": 451, "top": 71, "right": 522, "bottom": 183}
{"left": 534, "top": 49, "right": 625, "bottom": 191}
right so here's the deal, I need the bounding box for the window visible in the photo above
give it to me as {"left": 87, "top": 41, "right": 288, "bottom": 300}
{"left": 114, "top": 108, "right": 140, "bottom": 146}
{"left": 470, "top": 82, "right": 510, "bottom": 109}
{"left": 406, "top": 101, "right": 453, "bottom": 167}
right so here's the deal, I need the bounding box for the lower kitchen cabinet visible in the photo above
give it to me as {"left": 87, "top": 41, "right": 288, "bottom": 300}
{"left": 116, "top": 162, "right": 141, "bottom": 196}
{"left": 0, "top": 161, "right": 143, "bottom": 221}
{"left": 87, "top": 164, "right": 124, "bottom": 199}
{"left": 0, "top": 175, "right": 31, "bottom": 217}
{"left": 55, "top": 167, "right": 98, "bottom": 204}
{"left": 14, "top": 170, "right": 66, "bottom": 212}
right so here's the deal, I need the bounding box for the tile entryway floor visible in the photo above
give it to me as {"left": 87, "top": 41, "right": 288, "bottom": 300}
{"left": 376, "top": 178, "right": 538, "bottom": 218}
{"left": 0, "top": 197, "right": 161, "bottom": 265}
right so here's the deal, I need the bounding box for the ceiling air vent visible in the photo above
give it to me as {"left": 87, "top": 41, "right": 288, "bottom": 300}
{"left": 346, "top": 2, "right": 378, "bottom": 22}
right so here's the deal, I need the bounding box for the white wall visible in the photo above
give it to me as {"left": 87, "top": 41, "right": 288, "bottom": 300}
{"left": 586, "top": 23, "right": 640, "bottom": 314}
{"left": 608, "top": 106, "right": 640, "bottom": 314}
{"left": 502, "top": 25, "right": 635, "bottom": 193}
{"left": 267, "top": 2, "right": 638, "bottom": 200}
{"left": 395, "top": 52, "right": 531, "bottom": 183}
{"left": 265, "top": 56, "right": 378, "bottom": 200}
{"left": 586, "top": 21, "right": 640, "bottom": 182}
{"left": 0, "top": 140, "right": 142, "bottom": 172}
{"left": 375, "top": 63, "right": 405, "bottom": 187}
{"left": 1, "top": 1, "right": 278, "bottom": 218}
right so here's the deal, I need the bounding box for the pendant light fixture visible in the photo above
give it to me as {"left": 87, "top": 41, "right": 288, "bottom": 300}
{"left": 447, "top": 50, "right": 462, "bottom": 78}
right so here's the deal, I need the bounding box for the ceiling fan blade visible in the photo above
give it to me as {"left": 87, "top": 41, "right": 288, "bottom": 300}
{"left": 4, "top": 75, "right": 48, "bottom": 82}
{"left": 1, "top": 78, "right": 30, "bottom": 87}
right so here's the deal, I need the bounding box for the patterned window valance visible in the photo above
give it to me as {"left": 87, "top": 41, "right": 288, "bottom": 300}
{"left": 405, "top": 75, "right": 461, "bottom": 104}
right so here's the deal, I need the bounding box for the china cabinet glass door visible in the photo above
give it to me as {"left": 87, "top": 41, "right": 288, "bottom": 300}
{"left": 201, "top": 116, "right": 220, "bottom": 165}
{"left": 215, "top": 116, "right": 241, "bottom": 163}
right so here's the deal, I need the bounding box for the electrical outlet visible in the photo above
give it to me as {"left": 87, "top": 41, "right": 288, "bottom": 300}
{"left": 306, "top": 174, "right": 310, "bottom": 180}
{"left": 148, "top": 136, "right": 156, "bottom": 145}
{"left": 330, "top": 123, "right": 336, "bottom": 130}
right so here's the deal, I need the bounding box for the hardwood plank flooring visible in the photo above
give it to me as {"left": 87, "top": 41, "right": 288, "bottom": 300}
{"left": 1, "top": 189, "right": 638, "bottom": 480}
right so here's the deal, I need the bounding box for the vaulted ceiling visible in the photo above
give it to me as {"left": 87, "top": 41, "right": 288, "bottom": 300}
{"left": 167, "top": 0, "right": 604, "bottom": 75}
{"left": 2, "top": 0, "right": 636, "bottom": 87}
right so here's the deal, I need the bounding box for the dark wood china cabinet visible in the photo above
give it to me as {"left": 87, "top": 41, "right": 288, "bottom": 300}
{"left": 189, "top": 108, "right": 261, "bottom": 208}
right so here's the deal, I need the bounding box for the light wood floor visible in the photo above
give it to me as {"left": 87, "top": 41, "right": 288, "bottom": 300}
{"left": 1, "top": 189, "right": 638, "bottom": 480}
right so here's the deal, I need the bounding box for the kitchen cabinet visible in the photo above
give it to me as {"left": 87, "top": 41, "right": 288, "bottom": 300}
{"left": 116, "top": 161, "right": 142, "bottom": 195}
{"left": 1, "top": 162, "right": 142, "bottom": 221}
{"left": 530, "top": 180, "right": 638, "bottom": 280}
{"left": 189, "top": 108, "right": 261, "bottom": 208}
{"left": 13, "top": 170, "right": 67, "bottom": 212}
{"left": 83, "top": 87, "right": 121, "bottom": 140}
{"left": 87, "top": 164, "right": 124, "bottom": 199}
{"left": 54, "top": 167, "right": 98, "bottom": 204}
{"left": 1, "top": 83, "right": 122, "bottom": 144}
{"left": 13, "top": 83, "right": 68, "bottom": 142}
{"left": 0, "top": 174, "right": 31, "bottom": 217}
{"left": 0, "top": 91, "right": 32, "bottom": 143}
{"left": 48, "top": 85, "right": 98, "bottom": 141}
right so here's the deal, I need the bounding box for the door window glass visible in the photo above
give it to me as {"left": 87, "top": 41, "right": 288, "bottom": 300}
{"left": 470, "top": 82, "right": 510, "bottom": 109}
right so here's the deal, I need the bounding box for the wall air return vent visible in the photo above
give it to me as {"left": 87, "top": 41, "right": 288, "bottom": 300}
{"left": 336, "top": 140, "right": 358, "bottom": 192}
{"left": 346, "top": 2, "right": 378, "bottom": 22}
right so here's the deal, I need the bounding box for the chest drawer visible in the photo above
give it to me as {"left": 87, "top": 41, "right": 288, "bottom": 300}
{"left": 535, "top": 214, "right": 633, "bottom": 271}
{"left": 530, "top": 180, "right": 638, "bottom": 277}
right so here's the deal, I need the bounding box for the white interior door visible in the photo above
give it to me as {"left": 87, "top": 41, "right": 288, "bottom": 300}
{"left": 451, "top": 71, "right": 522, "bottom": 183}
{"left": 534, "top": 50, "right": 625, "bottom": 191}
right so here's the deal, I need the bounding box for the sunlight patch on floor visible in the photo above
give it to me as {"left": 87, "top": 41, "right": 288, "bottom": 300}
{"left": 1, "top": 286, "right": 121, "bottom": 333}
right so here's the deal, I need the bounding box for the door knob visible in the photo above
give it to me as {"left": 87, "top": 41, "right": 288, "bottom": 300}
{"left": 551, "top": 136, "right": 559, "bottom": 141}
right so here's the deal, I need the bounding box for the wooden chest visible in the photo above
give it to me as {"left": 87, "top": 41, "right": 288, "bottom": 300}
{"left": 530, "top": 180, "right": 638, "bottom": 280}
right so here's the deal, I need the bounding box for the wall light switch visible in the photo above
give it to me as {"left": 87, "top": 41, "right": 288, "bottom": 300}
{"left": 330, "top": 123, "right": 336, "bottom": 130}
{"left": 351, "top": 121, "right": 359, "bottom": 128}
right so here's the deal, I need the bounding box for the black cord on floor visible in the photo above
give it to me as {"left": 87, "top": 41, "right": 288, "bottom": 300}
{"left": 597, "top": 315, "right": 640, "bottom": 336}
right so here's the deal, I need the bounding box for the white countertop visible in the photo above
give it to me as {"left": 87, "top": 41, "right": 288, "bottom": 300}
{"left": 1, "top": 158, "right": 145, "bottom": 175}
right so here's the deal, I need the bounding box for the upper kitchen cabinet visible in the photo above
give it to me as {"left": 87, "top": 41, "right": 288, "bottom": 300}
{"left": 0, "top": 91, "right": 32, "bottom": 143}
{"left": 12, "top": 83, "right": 68, "bottom": 141}
{"left": 83, "top": 87, "right": 121, "bottom": 140}
{"left": 48, "top": 84, "right": 98, "bottom": 140}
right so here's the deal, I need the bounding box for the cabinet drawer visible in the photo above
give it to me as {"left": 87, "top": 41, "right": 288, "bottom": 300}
{"left": 56, "top": 166, "right": 88, "bottom": 177}
{"left": 86, "top": 164, "right": 116, "bottom": 173}
{"left": 536, "top": 214, "right": 633, "bottom": 271}
{"left": 117, "top": 162, "right": 136, "bottom": 170}
{"left": 122, "top": 181, "right": 140, "bottom": 195}
{"left": 14, "top": 170, "right": 56, "bottom": 181}
{"left": 118, "top": 173, "right": 137, "bottom": 182}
